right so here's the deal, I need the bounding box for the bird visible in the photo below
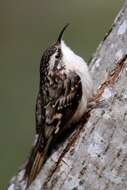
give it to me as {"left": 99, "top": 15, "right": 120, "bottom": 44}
{"left": 24, "top": 24, "right": 93, "bottom": 188}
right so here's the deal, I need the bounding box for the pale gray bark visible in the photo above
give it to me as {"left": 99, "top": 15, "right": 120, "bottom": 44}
{"left": 7, "top": 1, "right": 127, "bottom": 190}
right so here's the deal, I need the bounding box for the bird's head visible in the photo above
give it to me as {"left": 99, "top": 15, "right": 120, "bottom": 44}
{"left": 40, "top": 24, "right": 69, "bottom": 71}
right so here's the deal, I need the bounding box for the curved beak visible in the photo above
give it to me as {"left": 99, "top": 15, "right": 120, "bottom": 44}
{"left": 57, "top": 23, "right": 70, "bottom": 43}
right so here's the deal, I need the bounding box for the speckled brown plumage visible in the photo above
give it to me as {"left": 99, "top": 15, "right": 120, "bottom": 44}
{"left": 24, "top": 25, "right": 83, "bottom": 188}
{"left": 25, "top": 63, "right": 82, "bottom": 186}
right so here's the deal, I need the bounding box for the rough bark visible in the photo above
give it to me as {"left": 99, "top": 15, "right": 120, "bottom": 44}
{"left": 8, "top": 1, "right": 127, "bottom": 190}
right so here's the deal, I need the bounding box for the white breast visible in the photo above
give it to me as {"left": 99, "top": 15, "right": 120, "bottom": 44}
{"left": 61, "top": 41, "right": 93, "bottom": 122}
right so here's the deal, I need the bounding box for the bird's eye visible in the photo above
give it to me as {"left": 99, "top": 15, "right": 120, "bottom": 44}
{"left": 55, "top": 55, "right": 59, "bottom": 59}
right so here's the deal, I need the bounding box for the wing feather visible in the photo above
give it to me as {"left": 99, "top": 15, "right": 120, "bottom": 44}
{"left": 25, "top": 69, "right": 82, "bottom": 187}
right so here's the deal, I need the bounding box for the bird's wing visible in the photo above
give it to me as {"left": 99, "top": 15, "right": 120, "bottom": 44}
{"left": 24, "top": 69, "right": 82, "bottom": 187}
{"left": 44, "top": 69, "right": 82, "bottom": 138}
{"left": 35, "top": 92, "right": 45, "bottom": 134}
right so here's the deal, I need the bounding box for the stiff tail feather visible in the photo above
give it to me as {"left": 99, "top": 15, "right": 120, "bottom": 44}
{"left": 24, "top": 135, "right": 53, "bottom": 188}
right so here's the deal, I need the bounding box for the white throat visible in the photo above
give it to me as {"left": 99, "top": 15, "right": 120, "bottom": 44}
{"left": 61, "top": 40, "right": 93, "bottom": 122}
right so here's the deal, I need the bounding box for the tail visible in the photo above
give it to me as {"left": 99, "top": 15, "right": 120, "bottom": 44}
{"left": 24, "top": 135, "right": 53, "bottom": 188}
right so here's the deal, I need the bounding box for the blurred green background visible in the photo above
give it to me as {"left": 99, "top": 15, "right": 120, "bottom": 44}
{"left": 0, "top": 0, "right": 123, "bottom": 189}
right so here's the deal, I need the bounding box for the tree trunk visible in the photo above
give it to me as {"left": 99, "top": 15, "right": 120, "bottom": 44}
{"left": 8, "top": 1, "right": 127, "bottom": 190}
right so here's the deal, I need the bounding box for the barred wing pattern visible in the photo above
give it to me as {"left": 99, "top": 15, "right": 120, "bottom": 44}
{"left": 24, "top": 68, "right": 82, "bottom": 187}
